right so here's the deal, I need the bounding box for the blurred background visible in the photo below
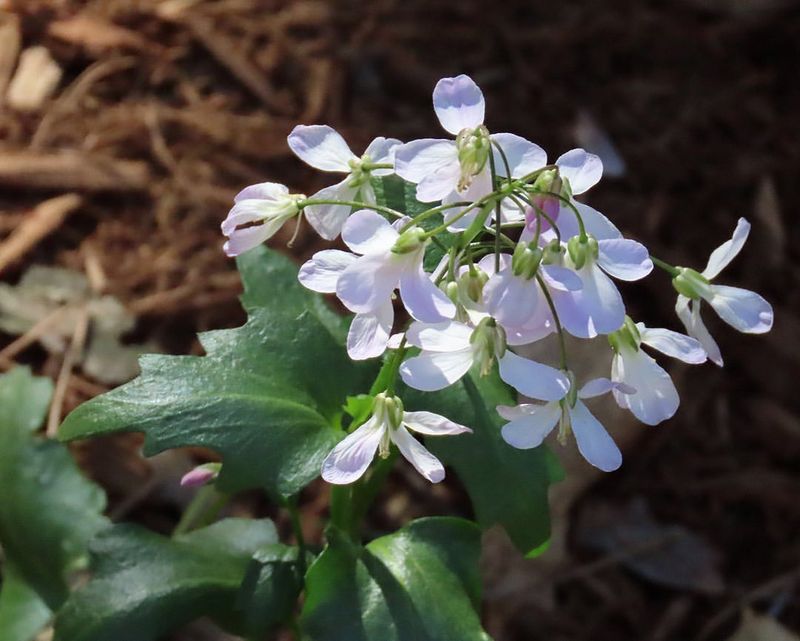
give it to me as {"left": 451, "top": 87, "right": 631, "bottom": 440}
{"left": 0, "top": 0, "right": 798, "bottom": 639}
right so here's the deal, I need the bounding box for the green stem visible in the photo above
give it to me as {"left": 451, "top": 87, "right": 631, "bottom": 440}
{"left": 651, "top": 255, "right": 680, "bottom": 276}
{"left": 284, "top": 495, "right": 307, "bottom": 573}
{"left": 172, "top": 486, "right": 228, "bottom": 537}
{"left": 488, "top": 144, "right": 503, "bottom": 273}
{"left": 536, "top": 275, "right": 569, "bottom": 370}
{"left": 300, "top": 198, "right": 404, "bottom": 220}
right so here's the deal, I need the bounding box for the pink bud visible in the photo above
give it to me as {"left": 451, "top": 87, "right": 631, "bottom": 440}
{"left": 180, "top": 463, "right": 220, "bottom": 488}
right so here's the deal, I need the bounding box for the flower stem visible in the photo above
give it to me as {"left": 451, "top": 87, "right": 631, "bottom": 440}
{"left": 651, "top": 255, "right": 680, "bottom": 276}
{"left": 172, "top": 485, "right": 227, "bottom": 537}
{"left": 299, "top": 198, "right": 404, "bottom": 220}
{"left": 488, "top": 142, "right": 503, "bottom": 273}
{"left": 536, "top": 275, "right": 569, "bottom": 370}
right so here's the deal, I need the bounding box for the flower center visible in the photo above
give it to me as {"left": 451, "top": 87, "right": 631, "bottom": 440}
{"left": 456, "top": 125, "right": 491, "bottom": 192}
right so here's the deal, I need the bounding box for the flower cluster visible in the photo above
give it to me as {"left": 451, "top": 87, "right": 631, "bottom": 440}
{"left": 221, "top": 74, "right": 773, "bottom": 483}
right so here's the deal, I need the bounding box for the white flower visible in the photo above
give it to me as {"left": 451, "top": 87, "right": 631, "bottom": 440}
{"left": 288, "top": 125, "right": 400, "bottom": 240}
{"left": 298, "top": 249, "right": 393, "bottom": 361}
{"left": 555, "top": 148, "right": 603, "bottom": 196}
{"left": 543, "top": 204, "right": 653, "bottom": 338}
{"left": 321, "top": 392, "right": 471, "bottom": 484}
{"left": 610, "top": 319, "right": 706, "bottom": 425}
{"left": 674, "top": 217, "right": 773, "bottom": 366}
{"left": 497, "top": 377, "right": 633, "bottom": 472}
{"left": 221, "top": 183, "right": 304, "bottom": 257}
{"left": 335, "top": 209, "right": 456, "bottom": 323}
{"left": 399, "top": 319, "right": 570, "bottom": 401}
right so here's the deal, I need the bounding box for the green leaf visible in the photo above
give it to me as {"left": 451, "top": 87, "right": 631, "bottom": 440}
{"left": 238, "top": 544, "right": 305, "bottom": 637}
{"left": 300, "top": 517, "right": 491, "bottom": 641}
{"left": 0, "top": 368, "right": 108, "bottom": 609}
{"left": 54, "top": 519, "right": 300, "bottom": 641}
{"left": 60, "top": 248, "right": 376, "bottom": 497}
{"left": 402, "top": 369, "right": 562, "bottom": 556}
{"left": 0, "top": 563, "right": 52, "bottom": 641}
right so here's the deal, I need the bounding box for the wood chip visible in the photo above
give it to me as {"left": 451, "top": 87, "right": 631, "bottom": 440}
{"left": 47, "top": 15, "right": 151, "bottom": 55}
{"left": 0, "top": 194, "right": 82, "bottom": 275}
{"left": 6, "top": 45, "right": 62, "bottom": 111}
{"left": 0, "top": 12, "right": 21, "bottom": 100}
{"left": 0, "top": 151, "right": 150, "bottom": 192}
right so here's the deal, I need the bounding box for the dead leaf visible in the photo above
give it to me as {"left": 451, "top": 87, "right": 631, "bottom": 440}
{"left": 576, "top": 497, "right": 724, "bottom": 594}
{"left": 727, "top": 609, "right": 800, "bottom": 641}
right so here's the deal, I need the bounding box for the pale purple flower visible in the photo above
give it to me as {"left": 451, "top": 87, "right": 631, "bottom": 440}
{"left": 399, "top": 319, "right": 570, "bottom": 401}
{"left": 321, "top": 392, "right": 471, "bottom": 484}
{"left": 497, "top": 377, "right": 633, "bottom": 472}
{"left": 395, "top": 75, "right": 547, "bottom": 220}
{"left": 335, "top": 210, "right": 456, "bottom": 324}
{"left": 299, "top": 249, "right": 393, "bottom": 360}
{"left": 541, "top": 203, "right": 653, "bottom": 338}
{"left": 221, "top": 183, "right": 305, "bottom": 257}
{"left": 611, "top": 321, "right": 706, "bottom": 425}
{"left": 674, "top": 217, "right": 773, "bottom": 366}
{"left": 288, "top": 125, "right": 400, "bottom": 240}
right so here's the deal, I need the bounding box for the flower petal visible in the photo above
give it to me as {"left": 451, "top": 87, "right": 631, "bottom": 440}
{"left": 222, "top": 219, "right": 284, "bottom": 257}
{"left": 394, "top": 138, "right": 458, "bottom": 183}
{"left": 336, "top": 252, "right": 403, "bottom": 314}
{"left": 484, "top": 269, "right": 538, "bottom": 328}
{"left": 442, "top": 166, "right": 493, "bottom": 229}
{"left": 500, "top": 402, "right": 561, "bottom": 449}
{"left": 612, "top": 348, "right": 679, "bottom": 425}
{"left": 347, "top": 302, "right": 393, "bottom": 361}
{"left": 341, "top": 209, "right": 398, "bottom": 255}
{"left": 405, "top": 321, "right": 473, "bottom": 352}
{"left": 498, "top": 351, "right": 570, "bottom": 401}
{"left": 234, "top": 182, "right": 288, "bottom": 203}
{"left": 304, "top": 181, "right": 359, "bottom": 240}
{"left": 399, "top": 266, "right": 457, "bottom": 323}
{"left": 707, "top": 285, "right": 773, "bottom": 334}
{"left": 554, "top": 202, "right": 621, "bottom": 241}
{"left": 364, "top": 137, "right": 402, "bottom": 174}
{"left": 298, "top": 249, "right": 357, "bottom": 293}
{"left": 597, "top": 238, "right": 653, "bottom": 281}
{"left": 490, "top": 132, "right": 547, "bottom": 178}
{"left": 637, "top": 324, "right": 707, "bottom": 364}
{"left": 432, "top": 74, "right": 485, "bottom": 135}
{"left": 321, "top": 418, "right": 383, "bottom": 484}
{"left": 416, "top": 161, "right": 462, "bottom": 203}
{"left": 399, "top": 349, "right": 474, "bottom": 391}
{"left": 541, "top": 265, "right": 583, "bottom": 291}
{"left": 676, "top": 297, "right": 723, "bottom": 367}
{"left": 496, "top": 403, "right": 538, "bottom": 421}
{"left": 569, "top": 400, "right": 622, "bottom": 472}
{"left": 555, "top": 148, "right": 603, "bottom": 194}
{"left": 579, "top": 377, "right": 617, "bottom": 399}
{"left": 703, "top": 217, "right": 751, "bottom": 280}
{"left": 551, "top": 265, "right": 625, "bottom": 338}
{"left": 287, "top": 124, "right": 355, "bottom": 172}
{"left": 391, "top": 425, "right": 446, "bottom": 482}
{"left": 403, "top": 411, "right": 472, "bottom": 436}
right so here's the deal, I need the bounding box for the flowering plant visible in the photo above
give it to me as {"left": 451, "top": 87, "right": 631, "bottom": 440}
{"left": 17, "top": 74, "right": 770, "bottom": 640}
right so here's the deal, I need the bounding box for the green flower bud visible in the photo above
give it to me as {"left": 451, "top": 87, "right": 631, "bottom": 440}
{"left": 672, "top": 267, "right": 712, "bottom": 300}
{"left": 346, "top": 154, "right": 371, "bottom": 188}
{"left": 511, "top": 243, "right": 544, "bottom": 279}
{"left": 373, "top": 392, "right": 405, "bottom": 458}
{"left": 567, "top": 235, "right": 598, "bottom": 269}
{"left": 532, "top": 168, "right": 557, "bottom": 193}
{"left": 542, "top": 238, "right": 564, "bottom": 265}
{"left": 457, "top": 267, "right": 489, "bottom": 303}
{"left": 444, "top": 280, "right": 459, "bottom": 304}
{"left": 456, "top": 125, "right": 491, "bottom": 191}
{"left": 470, "top": 317, "right": 506, "bottom": 377}
{"left": 391, "top": 227, "right": 427, "bottom": 255}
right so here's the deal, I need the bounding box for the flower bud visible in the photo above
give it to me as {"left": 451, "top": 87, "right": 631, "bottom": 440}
{"left": 456, "top": 125, "right": 491, "bottom": 191}
{"left": 180, "top": 463, "right": 221, "bottom": 488}
{"left": 346, "top": 154, "right": 371, "bottom": 188}
{"left": 566, "top": 235, "right": 598, "bottom": 270}
{"left": 444, "top": 280, "right": 459, "bottom": 304}
{"left": 391, "top": 227, "right": 427, "bottom": 255}
{"left": 511, "top": 243, "right": 543, "bottom": 280}
{"left": 542, "top": 238, "right": 565, "bottom": 265}
{"left": 470, "top": 318, "right": 506, "bottom": 377}
{"left": 373, "top": 392, "right": 405, "bottom": 458}
{"left": 672, "top": 267, "right": 712, "bottom": 300}
{"left": 457, "top": 267, "right": 488, "bottom": 303}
